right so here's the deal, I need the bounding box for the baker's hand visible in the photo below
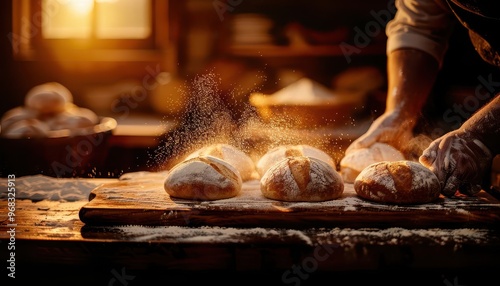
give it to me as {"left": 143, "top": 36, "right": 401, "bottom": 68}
{"left": 345, "top": 111, "right": 414, "bottom": 154}
{"left": 419, "top": 129, "right": 492, "bottom": 197}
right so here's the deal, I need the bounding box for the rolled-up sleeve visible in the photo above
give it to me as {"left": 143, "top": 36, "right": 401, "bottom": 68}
{"left": 386, "top": 0, "right": 456, "bottom": 66}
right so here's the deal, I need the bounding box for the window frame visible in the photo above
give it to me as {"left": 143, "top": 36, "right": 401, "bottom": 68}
{"left": 11, "top": 0, "right": 173, "bottom": 63}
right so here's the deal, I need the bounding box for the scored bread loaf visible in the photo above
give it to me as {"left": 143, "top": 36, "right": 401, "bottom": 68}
{"left": 354, "top": 160, "right": 441, "bottom": 204}
{"left": 256, "top": 144, "right": 336, "bottom": 177}
{"left": 340, "top": 142, "right": 405, "bottom": 183}
{"left": 45, "top": 104, "right": 99, "bottom": 132}
{"left": 185, "top": 143, "right": 257, "bottom": 181}
{"left": 0, "top": 107, "right": 36, "bottom": 132}
{"left": 1, "top": 118, "right": 50, "bottom": 139}
{"left": 260, "top": 156, "right": 344, "bottom": 202}
{"left": 164, "top": 155, "right": 243, "bottom": 201}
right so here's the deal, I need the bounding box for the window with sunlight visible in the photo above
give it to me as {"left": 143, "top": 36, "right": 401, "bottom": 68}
{"left": 41, "top": 0, "right": 152, "bottom": 40}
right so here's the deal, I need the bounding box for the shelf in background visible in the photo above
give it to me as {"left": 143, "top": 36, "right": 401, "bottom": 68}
{"left": 227, "top": 43, "right": 386, "bottom": 57}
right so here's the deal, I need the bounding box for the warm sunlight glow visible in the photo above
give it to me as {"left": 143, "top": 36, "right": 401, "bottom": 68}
{"left": 42, "top": 0, "right": 92, "bottom": 38}
{"left": 96, "top": 0, "right": 151, "bottom": 39}
{"left": 42, "top": 0, "right": 151, "bottom": 39}
{"left": 65, "top": 0, "right": 94, "bottom": 15}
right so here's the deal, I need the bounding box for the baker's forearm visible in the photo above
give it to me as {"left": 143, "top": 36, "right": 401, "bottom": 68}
{"left": 386, "top": 48, "right": 440, "bottom": 121}
{"left": 461, "top": 95, "right": 500, "bottom": 155}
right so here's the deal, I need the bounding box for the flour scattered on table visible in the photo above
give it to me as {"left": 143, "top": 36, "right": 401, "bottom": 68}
{"left": 0, "top": 175, "right": 111, "bottom": 202}
{"left": 88, "top": 225, "right": 493, "bottom": 250}
{"left": 286, "top": 229, "right": 313, "bottom": 245}
{"left": 313, "top": 227, "right": 492, "bottom": 248}
{"left": 110, "top": 225, "right": 311, "bottom": 243}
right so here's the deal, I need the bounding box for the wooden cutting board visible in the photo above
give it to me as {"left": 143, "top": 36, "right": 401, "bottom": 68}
{"left": 79, "top": 171, "right": 500, "bottom": 228}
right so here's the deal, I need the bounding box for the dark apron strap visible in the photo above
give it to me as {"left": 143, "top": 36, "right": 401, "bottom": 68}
{"left": 446, "top": 0, "right": 500, "bottom": 67}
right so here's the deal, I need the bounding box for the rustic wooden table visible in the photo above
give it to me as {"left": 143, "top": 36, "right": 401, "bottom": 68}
{"left": 1, "top": 174, "right": 500, "bottom": 286}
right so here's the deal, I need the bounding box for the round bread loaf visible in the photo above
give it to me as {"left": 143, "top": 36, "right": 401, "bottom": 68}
{"left": 1, "top": 118, "right": 50, "bottom": 138}
{"left": 185, "top": 143, "right": 257, "bottom": 181}
{"left": 0, "top": 107, "right": 36, "bottom": 132}
{"left": 46, "top": 106, "right": 99, "bottom": 132}
{"left": 354, "top": 160, "right": 441, "bottom": 204}
{"left": 256, "top": 144, "right": 336, "bottom": 177}
{"left": 25, "top": 82, "right": 73, "bottom": 114}
{"left": 260, "top": 156, "right": 344, "bottom": 202}
{"left": 164, "top": 155, "right": 243, "bottom": 201}
{"left": 340, "top": 142, "right": 404, "bottom": 183}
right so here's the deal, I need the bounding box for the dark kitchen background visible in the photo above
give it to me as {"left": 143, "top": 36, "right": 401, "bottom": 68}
{"left": 0, "top": 0, "right": 498, "bottom": 178}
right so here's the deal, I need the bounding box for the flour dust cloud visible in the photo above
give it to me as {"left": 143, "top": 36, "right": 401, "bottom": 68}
{"left": 148, "top": 69, "right": 358, "bottom": 171}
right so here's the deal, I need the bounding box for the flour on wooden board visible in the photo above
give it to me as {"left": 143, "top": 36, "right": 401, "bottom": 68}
{"left": 1, "top": 173, "right": 498, "bottom": 217}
